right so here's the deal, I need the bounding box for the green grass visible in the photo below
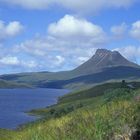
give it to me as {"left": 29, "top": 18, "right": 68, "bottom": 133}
{"left": 0, "top": 82, "right": 140, "bottom": 140}
{"left": 0, "top": 79, "right": 32, "bottom": 88}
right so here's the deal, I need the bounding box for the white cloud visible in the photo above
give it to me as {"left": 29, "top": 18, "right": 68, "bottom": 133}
{"left": 59, "top": 0, "right": 135, "bottom": 14}
{"left": 22, "top": 60, "right": 38, "bottom": 68}
{"left": 0, "top": 20, "right": 24, "bottom": 41}
{"left": 1, "top": 0, "right": 54, "bottom": 9}
{"left": 6, "top": 21, "right": 23, "bottom": 36}
{"left": 48, "top": 15, "right": 107, "bottom": 45}
{"left": 13, "top": 36, "right": 97, "bottom": 71}
{"left": 77, "top": 56, "right": 90, "bottom": 64}
{"left": 111, "top": 23, "right": 128, "bottom": 38}
{"left": 130, "top": 20, "right": 140, "bottom": 40}
{"left": 0, "top": 56, "right": 37, "bottom": 69}
{"left": 0, "top": 0, "right": 137, "bottom": 13}
{"left": 56, "top": 56, "right": 65, "bottom": 65}
{"left": 0, "top": 56, "right": 20, "bottom": 65}
{"left": 3, "top": 16, "right": 140, "bottom": 73}
{"left": 12, "top": 15, "right": 107, "bottom": 71}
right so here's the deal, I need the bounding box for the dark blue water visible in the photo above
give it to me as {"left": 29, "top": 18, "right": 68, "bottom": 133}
{"left": 0, "top": 88, "right": 69, "bottom": 129}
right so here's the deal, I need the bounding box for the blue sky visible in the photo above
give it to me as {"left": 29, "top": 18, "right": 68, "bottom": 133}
{"left": 0, "top": 0, "right": 140, "bottom": 74}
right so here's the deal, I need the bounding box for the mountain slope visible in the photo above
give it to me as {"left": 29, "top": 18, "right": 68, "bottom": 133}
{"left": 72, "top": 49, "right": 140, "bottom": 76}
{"left": 40, "top": 66, "right": 140, "bottom": 89}
{"left": 0, "top": 49, "right": 140, "bottom": 88}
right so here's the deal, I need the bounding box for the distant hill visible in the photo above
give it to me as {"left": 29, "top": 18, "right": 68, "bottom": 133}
{"left": 0, "top": 49, "right": 140, "bottom": 89}
{"left": 0, "top": 79, "right": 32, "bottom": 88}
{"left": 40, "top": 66, "right": 140, "bottom": 89}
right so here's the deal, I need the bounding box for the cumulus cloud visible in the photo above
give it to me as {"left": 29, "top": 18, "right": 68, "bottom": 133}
{"left": 0, "top": 20, "right": 24, "bottom": 41}
{"left": 48, "top": 15, "right": 107, "bottom": 45}
{"left": 48, "top": 15, "right": 106, "bottom": 42}
{"left": 0, "top": 0, "right": 137, "bottom": 13}
{"left": 12, "top": 15, "right": 107, "bottom": 71}
{"left": 56, "top": 56, "right": 65, "bottom": 65}
{"left": 0, "top": 56, "right": 20, "bottom": 65}
{"left": 58, "top": 0, "right": 135, "bottom": 14}
{"left": 111, "top": 23, "right": 128, "bottom": 38}
{"left": 0, "top": 56, "right": 37, "bottom": 67}
{"left": 2, "top": 16, "right": 140, "bottom": 73}
{"left": 130, "top": 20, "right": 140, "bottom": 40}
{"left": 13, "top": 37, "right": 97, "bottom": 71}
{"left": 0, "top": 0, "right": 51, "bottom": 9}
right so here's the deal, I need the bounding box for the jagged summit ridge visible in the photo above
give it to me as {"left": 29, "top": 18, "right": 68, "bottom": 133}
{"left": 73, "top": 48, "right": 139, "bottom": 75}
{"left": 95, "top": 49, "right": 120, "bottom": 58}
{"left": 95, "top": 49, "right": 112, "bottom": 55}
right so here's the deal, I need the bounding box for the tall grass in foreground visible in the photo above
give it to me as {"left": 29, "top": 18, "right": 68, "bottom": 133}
{"left": 0, "top": 87, "right": 140, "bottom": 140}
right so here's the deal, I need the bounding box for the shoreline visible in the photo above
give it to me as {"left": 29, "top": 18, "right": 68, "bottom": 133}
{"left": 0, "top": 88, "right": 70, "bottom": 130}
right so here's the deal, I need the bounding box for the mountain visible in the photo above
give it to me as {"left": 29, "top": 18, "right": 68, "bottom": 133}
{"left": 41, "top": 66, "right": 140, "bottom": 89}
{"left": 0, "top": 49, "right": 140, "bottom": 89}
{"left": 72, "top": 49, "right": 139, "bottom": 76}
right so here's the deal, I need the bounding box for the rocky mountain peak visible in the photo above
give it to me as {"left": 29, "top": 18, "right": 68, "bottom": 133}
{"left": 74, "top": 48, "right": 140, "bottom": 75}
{"left": 95, "top": 49, "right": 112, "bottom": 55}
{"left": 95, "top": 49, "right": 120, "bottom": 57}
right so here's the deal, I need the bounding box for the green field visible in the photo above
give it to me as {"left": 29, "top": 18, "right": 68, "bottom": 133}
{"left": 0, "top": 80, "right": 32, "bottom": 88}
{"left": 0, "top": 82, "right": 140, "bottom": 140}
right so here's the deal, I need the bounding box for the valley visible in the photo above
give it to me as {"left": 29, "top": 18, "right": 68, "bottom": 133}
{"left": 0, "top": 49, "right": 140, "bottom": 90}
{"left": 0, "top": 82, "right": 140, "bottom": 140}
{"left": 0, "top": 49, "right": 140, "bottom": 140}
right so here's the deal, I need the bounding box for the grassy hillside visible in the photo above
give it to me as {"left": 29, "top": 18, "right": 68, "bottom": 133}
{"left": 0, "top": 71, "right": 74, "bottom": 84}
{"left": 0, "top": 49, "right": 140, "bottom": 89}
{"left": 0, "top": 66, "right": 140, "bottom": 90}
{"left": 41, "top": 66, "right": 140, "bottom": 89}
{"left": 0, "top": 82, "right": 140, "bottom": 140}
{"left": 0, "top": 79, "right": 32, "bottom": 88}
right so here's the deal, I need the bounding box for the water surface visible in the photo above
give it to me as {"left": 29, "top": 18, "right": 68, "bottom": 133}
{"left": 0, "top": 88, "right": 69, "bottom": 129}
